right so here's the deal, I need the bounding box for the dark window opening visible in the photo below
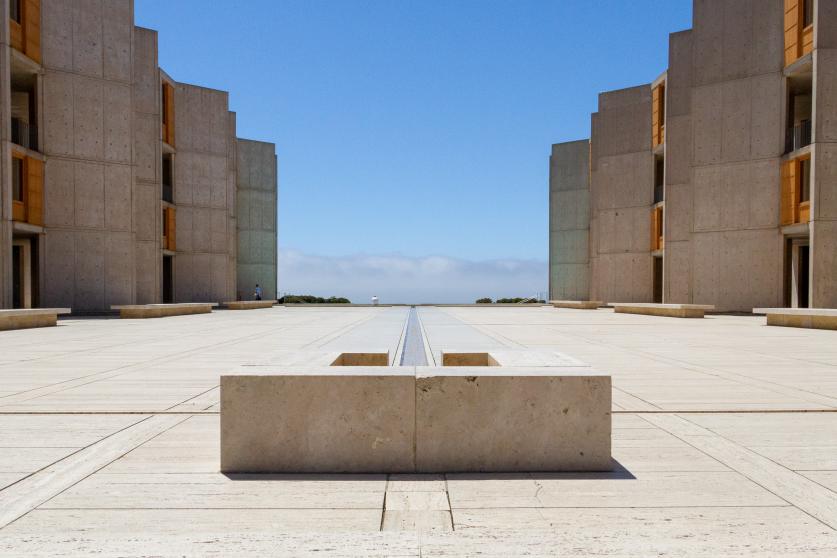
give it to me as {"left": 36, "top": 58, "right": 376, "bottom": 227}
{"left": 12, "top": 157, "right": 24, "bottom": 202}
{"left": 798, "top": 245, "right": 810, "bottom": 308}
{"left": 652, "top": 257, "right": 663, "bottom": 304}
{"left": 10, "top": 0, "right": 21, "bottom": 23}
{"left": 12, "top": 246, "right": 22, "bottom": 309}
{"left": 654, "top": 158, "right": 665, "bottom": 203}
{"left": 803, "top": 0, "right": 813, "bottom": 28}
{"left": 800, "top": 158, "right": 811, "bottom": 202}
{"left": 163, "top": 255, "right": 174, "bottom": 304}
{"left": 162, "top": 154, "right": 173, "bottom": 203}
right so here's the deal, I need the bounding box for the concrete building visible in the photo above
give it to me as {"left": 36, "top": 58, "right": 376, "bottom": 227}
{"left": 0, "top": 0, "right": 277, "bottom": 311}
{"left": 550, "top": 0, "right": 837, "bottom": 311}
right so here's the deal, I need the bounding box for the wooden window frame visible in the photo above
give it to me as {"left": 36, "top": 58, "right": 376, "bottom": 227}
{"left": 652, "top": 83, "right": 665, "bottom": 148}
{"left": 161, "top": 81, "right": 176, "bottom": 147}
{"left": 11, "top": 152, "right": 26, "bottom": 222}
{"left": 651, "top": 205, "right": 664, "bottom": 252}
{"left": 781, "top": 155, "right": 811, "bottom": 225}
{"left": 9, "top": 0, "right": 40, "bottom": 63}
{"left": 785, "top": 0, "right": 814, "bottom": 66}
{"left": 11, "top": 151, "right": 43, "bottom": 225}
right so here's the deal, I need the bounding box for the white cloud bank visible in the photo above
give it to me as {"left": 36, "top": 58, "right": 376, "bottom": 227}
{"left": 278, "top": 250, "right": 548, "bottom": 304}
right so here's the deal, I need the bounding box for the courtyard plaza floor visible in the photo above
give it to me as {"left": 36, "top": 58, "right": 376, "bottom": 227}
{"left": 0, "top": 305, "right": 836, "bottom": 556}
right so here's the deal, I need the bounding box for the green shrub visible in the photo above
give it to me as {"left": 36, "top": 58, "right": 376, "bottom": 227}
{"left": 278, "top": 294, "right": 351, "bottom": 304}
{"left": 475, "top": 298, "right": 493, "bottom": 304}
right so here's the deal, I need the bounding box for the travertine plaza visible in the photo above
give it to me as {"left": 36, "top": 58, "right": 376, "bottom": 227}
{"left": 1, "top": 306, "right": 837, "bottom": 555}
{"left": 1, "top": 0, "right": 837, "bottom": 556}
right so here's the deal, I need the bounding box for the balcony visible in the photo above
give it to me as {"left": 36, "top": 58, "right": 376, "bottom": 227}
{"left": 11, "top": 117, "right": 37, "bottom": 150}
{"left": 786, "top": 119, "right": 811, "bottom": 153}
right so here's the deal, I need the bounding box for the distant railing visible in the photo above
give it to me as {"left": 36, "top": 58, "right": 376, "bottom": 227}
{"left": 11, "top": 118, "right": 37, "bottom": 151}
{"left": 162, "top": 183, "right": 173, "bottom": 203}
{"left": 786, "top": 119, "right": 812, "bottom": 152}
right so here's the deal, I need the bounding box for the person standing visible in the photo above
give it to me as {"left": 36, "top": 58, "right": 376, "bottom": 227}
{"left": 371, "top": 295, "right": 379, "bottom": 306}
{"left": 254, "top": 284, "right": 263, "bottom": 301}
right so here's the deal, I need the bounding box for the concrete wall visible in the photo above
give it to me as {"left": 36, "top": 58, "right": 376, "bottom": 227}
{"left": 672, "top": 0, "right": 786, "bottom": 311}
{"left": 236, "top": 138, "right": 277, "bottom": 301}
{"left": 172, "top": 83, "right": 236, "bottom": 303}
{"left": 0, "top": 0, "right": 12, "bottom": 307}
{"left": 811, "top": 1, "right": 837, "bottom": 307}
{"left": 40, "top": 0, "right": 136, "bottom": 312}
{"left": 589, "top": 85, "right": 654, "bottom": 303}
{"left": 132, "top": 27, "right": 160, "bottom": 304}
{"left": 548, "top": 140, "right": 589, "bottom": 301}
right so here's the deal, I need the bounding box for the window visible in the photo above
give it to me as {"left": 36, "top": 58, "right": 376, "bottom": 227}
{"left": 803, "top": 0, "right": 813, "bottom": 28}
{"left": 10, "top": 0, "right": 21, "bottom": 23}
{"left": 654, "top": 158, "right": 665, "bottom": 204}
{"left": 800, "top": 157, "right": 810, "bottom": 202}
{"left": 162, "top": 154, "right": 174, "bottom": 203}
{"left": 12, "top": 156, "right": 24, "bottom": 202}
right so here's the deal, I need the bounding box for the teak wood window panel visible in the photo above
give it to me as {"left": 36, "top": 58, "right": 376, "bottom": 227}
{"left": 11, "top": 151, "right": 43, "bottom": 225}
{"left": 161, "top": 82, "right": 176, "bottom": 147}
{"left": 781, "top": 156, "right": 811, "bottom": 225}
{"left": 785, "top": 0, "right": 814, "bottom": 66}
{"left": 162, "top": 206, "right": 176, "bottom": 251}
{"left": 651, "top": 205, "right": 664, "bottom": 252}
{"left": 9, "top": 0, "right": 40, "bottom": 63}
{"left": 652, "top": 83, "right": 665, "bottom": 148}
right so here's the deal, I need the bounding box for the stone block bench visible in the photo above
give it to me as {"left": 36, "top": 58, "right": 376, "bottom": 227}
{"left": 224, "top": 300, "right": 276, "bottom": 310}
{"left": 220, "top": 366, "right": 611, "bottom": 473}
{"left": 0, "top": 308, "right": 71, "bottom": 331}
{"left": 753, "top": 308, "right": 837, "bottom": 330}
{"left": 550, "top": 300, "right": 603, "bottom": 309}
{"left": 611, "top": 302, "right": 715, "bottom": 318}
{"left": 111, "top": 303, "right": 217, "bottom": 319}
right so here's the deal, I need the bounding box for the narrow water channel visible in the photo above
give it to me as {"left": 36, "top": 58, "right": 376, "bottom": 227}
{"left": 399, "top": 306, "right": 428, "bottom": 366}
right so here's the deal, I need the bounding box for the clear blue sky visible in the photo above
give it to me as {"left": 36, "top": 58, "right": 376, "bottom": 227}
{"left": 135, "top": 1, "right": 692, "bottom": 302}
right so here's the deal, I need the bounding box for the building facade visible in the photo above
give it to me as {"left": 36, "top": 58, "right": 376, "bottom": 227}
{"left": 550, "top": 0, "right": 837, "bottom": 311}
{"left": 0, "top": 0, "right": 278, "bottom": 311}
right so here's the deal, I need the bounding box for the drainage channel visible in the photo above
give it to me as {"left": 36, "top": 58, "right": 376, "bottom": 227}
{"left": 399, "top": 307, "right": 428, "bottom": 366}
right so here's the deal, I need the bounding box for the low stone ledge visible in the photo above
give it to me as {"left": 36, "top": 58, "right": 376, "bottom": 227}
{"left": 753, "top": 308, "right": 837, "bottom": 330}
{"left": 221, "top": 365, "right": 612, "bottom": 473}
{"left": 110, "top": 303, "right": 218, "bottom": 319}
{"left": 611, "top": 303, "right": 715, "bottom": 318}
{"left": 550, "top": 300, "right": 603, "bottom": 309}
{"left": 0, "top": 308, "right": 71, "bottom": 331}
{"left": 224, "top": 300, "right": 276, "bottom": 310}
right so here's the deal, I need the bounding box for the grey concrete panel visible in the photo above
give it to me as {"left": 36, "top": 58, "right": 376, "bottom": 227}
{"left": 174, "top": 207, "right": 192, "bottom": 252}
{"left": 818, "top": 0, "right": 837, "bottom": 49}
{"left": 596, "top": 207, "right": 651, "bottom": 255}
{"left": 74, "top": 231, "right": 105, "bottom": 311}
{"left": 749, "top": 72, "right": 784, "bottom": 159}
{"left": 595, "top": 152, "right": 653, "bottom": 210}
{"left": 692, "top": 0, "right": 724, "bottom": 86}
{"left": 132, "top": 28, "right": 159, "bottom": 115}
{"left": 102, "top": 0, "right": 132, "bottom": 83}
{"left": 666, "top": 183, "right": 692, "bottom": 242}
{"left": 42, "top": 231, "right": 75, "bottom": 308}
{"left": 550, "top": 140, "right": 589, "bottom": 192}
{"left": 72, "top": 0, "right": 105, "bottom": 77}
{"left": 551, "top": 189, "right": 589, "bottom": 231}
{"left": 549, "top": 230, "right": 589, "bottom": 265}
{"left": 721, "top": 79, "right": 752, "bottom": 163}
{"left": 44, "top": 159, "right": 75, "bottom": 227}
{"left": 692, "top": 84, "right": 723, "bottom": 165}
{"left": 104, "top": 164, "right": 131, "bottom": 231}
{"left": 665, "top": 115, "right": 692, "bottom": 185}
{"left": 41, "top": 0, "right": 73, "bottom": 71}
{"left": 210, "top": 254, "right": 228, "bottom": 301}
{"left": 814, "top": 49, "right": 837, "bottom": 143}
{"left": 211, "top": 209, "right": 227, "bottom": 253}
{"left": 664, "top": 240, "right": 692, "bottom": 303}
{"left": 747, "top": 159, "right": 780, "bottom": 229}
{"left": 43, "top": 72, "right": 74, "bottom": 156}
{"left": 103, "top": 82, "right": 131, "bottom": 162}
{"left": 73, "top": 162, "right": 105, "bottom": 229}
{"left": 73, "top": 76, "right": 105, "bottom": 159}
{"left": 815, "top": 142, "right": 837, "bottom": 220}
{"left": 134, "top": 241, "right": 158, "bottom": 304}
{"left": 812, "top": 221, "right": 837, "bottom": 307}
{"left": 667, "top": 30, "right": 693, "bottom": 118}
{"left": 721, "top": 0, "right": 753, "bottom": 82}
{"left": 174, "top": 254, "right": 193, "bottom": 302}
{"left": 192, "top": 208, "right": 211, "bottom": 253}
{"left": 134, "top": 115, "right": 159, "bottom": 182}
{"left": 751, "top": 0, "right": 785, "bottom": 75}
{"left": 133, "top": 184, "right": 157, "bottom": 242}
{"left": 105, "top": 232, "right": 133, "bottom": 305}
